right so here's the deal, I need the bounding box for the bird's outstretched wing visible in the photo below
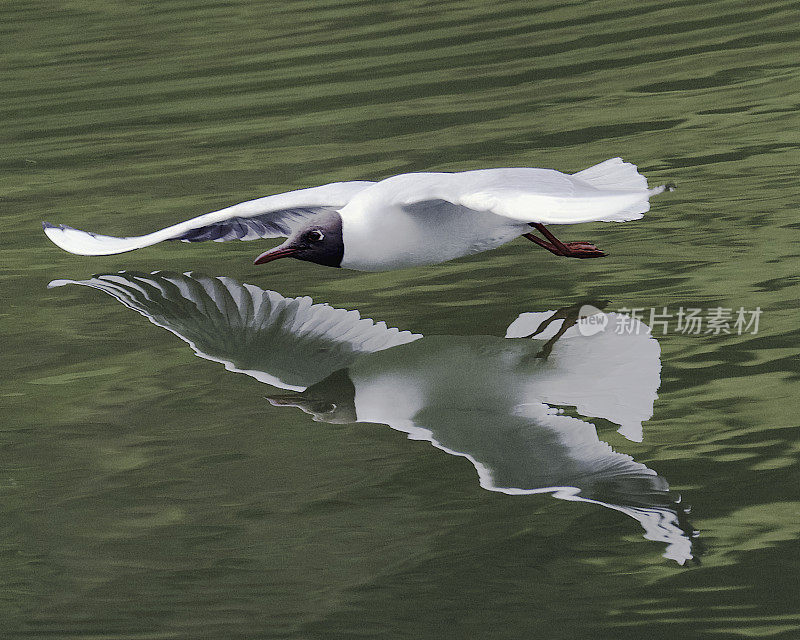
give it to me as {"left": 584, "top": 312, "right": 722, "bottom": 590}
{"left": 369, "top": 158, "right": 668, "bottom": 224}
{"left": 42, "top": 181, "right": 373, "bottom": 256}
{"left": 48, "top": 271, "right": 419, "bottom": 390}
{"left": 364, "top": 404, "right": 693, "bottom": 564}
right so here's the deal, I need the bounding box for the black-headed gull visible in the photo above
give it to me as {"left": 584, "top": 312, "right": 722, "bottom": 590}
{"left": 43, "top": 158, "right": 672, "bottom": 271}
{"left": 49, "top": 271, "right": 696, "bottom": 563}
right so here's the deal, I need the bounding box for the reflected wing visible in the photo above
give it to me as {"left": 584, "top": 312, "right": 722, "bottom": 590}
{"left": 367, "top": 158, "right": 667, "bottom": 224}
{"left": 43, "top": 181, "right": 373, "bottom": 255}
{"left": 389, "top": 404, "right": 693, "bottom": 564}
{"left": 49, "top": 271, "right": 419, "bottom": 390}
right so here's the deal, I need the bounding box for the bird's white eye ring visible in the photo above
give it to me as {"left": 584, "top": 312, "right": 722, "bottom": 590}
{"left": 306, "top": 230, "right": 324, "bottom": 242}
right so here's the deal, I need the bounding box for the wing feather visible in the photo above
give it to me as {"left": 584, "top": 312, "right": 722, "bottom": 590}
{"left": 47, "top": 271, "right": 420, "bottom": 390}
{"left": 362, "top": 158, "right": 667, "bottom": 225}
{"left": 43, "top": 181, "right": 373, "bottom": 256}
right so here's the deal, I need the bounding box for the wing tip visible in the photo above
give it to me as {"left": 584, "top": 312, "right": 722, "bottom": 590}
{"left": 47, "top": 278, "right": 75, "bottom": 289}
{"left": 42, "top": 220, "right": 70, "bottom": 238}
{"left": 648, "top": 182, "right": 677, "bottom": 197}
{"left": 42, "top": 221, "right": 78, "bottom": 252}
{"left": 42, "top": 221, "right": 136, "bottom": 256}
{"left": 42, "top": 221, "right": 66, "bottom": 246}
{"left": 43, "top": 221, "right": 76, "bottom": 232}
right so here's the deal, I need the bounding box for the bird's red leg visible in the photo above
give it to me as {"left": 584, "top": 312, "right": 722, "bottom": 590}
{"left": 522, "top": 232, "right": 560, "bottom": 254}
{"left": 530, "top": 223, "right": 571, "bottom": 254}
{"left": 524, "top": 223, "right": 606, "bottom": 259}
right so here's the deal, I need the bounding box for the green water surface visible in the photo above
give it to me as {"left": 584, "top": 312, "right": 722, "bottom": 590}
{"left": 3, "top": 0, "right": 800, "bottom": 637}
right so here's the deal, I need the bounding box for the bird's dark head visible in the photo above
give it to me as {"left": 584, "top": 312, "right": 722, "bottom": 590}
{"left": 254, "top": 210, "right": 344, "bottom": 268}
{"left": 266, "top": 369, "right": 357, "bottom": 424}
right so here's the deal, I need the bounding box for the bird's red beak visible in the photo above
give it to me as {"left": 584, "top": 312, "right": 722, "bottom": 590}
{"left": 253, "top": 245, "right": 298, "bottom": 265}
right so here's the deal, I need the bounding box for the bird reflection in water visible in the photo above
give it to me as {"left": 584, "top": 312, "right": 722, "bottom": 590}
{"left": 50, "top": 272, "right": 698, "bottom": 564}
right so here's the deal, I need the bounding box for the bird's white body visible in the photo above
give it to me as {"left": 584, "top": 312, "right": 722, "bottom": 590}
{"left": 340, "top": 197, "right": 527, "bottom": 271}
{"left": 338, "top": 166, "right": 662, "bottom": 270}
{"left": 42, "top": 158, "right": 670, "bottom": 271}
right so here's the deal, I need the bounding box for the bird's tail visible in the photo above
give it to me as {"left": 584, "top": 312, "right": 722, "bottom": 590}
{"left": 573, "top": 157, "right": 674, "bottom": 196}
{"left": 568, "top": 157, "right": 674, "bottom": 223}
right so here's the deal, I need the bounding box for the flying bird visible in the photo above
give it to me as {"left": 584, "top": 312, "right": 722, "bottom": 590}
{"left": 42, "top": 158, "right": 672, "bottom": 272}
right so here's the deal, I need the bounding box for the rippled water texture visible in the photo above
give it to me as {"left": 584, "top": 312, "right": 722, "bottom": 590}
{"left": 3, "top": 0, "right": 800, "bottom": 638}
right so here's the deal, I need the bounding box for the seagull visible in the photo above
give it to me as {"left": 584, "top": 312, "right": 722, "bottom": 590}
{"left": 42, "top": 157, "right": 672, "bottom": 272}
